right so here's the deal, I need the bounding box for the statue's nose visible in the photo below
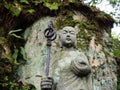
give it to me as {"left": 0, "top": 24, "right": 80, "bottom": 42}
{"left": 66, "top": 33, "right": 70, "bottom": 37}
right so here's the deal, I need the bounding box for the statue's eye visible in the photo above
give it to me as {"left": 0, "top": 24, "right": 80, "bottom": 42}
{"left": 70, "top": 31, "right": 75, "bottom": 35}
{"left": 63, "top": 32, "right": 67, "bottom": 34}
{"left": 63, "top": 30, "right": 67, "bottom": 34}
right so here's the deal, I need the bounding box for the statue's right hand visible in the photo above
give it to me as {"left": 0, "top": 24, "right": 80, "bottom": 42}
{"left": 41, "top": 77, "right": 53, "bottom": 90}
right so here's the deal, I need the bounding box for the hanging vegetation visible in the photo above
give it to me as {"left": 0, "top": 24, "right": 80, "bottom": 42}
{"left": 0, "top": 0, "right": 118, "bottom": 90}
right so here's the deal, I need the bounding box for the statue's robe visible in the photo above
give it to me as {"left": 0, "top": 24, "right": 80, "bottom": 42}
{"left": 51, "top": 50, "right": 93, "bottom": 90}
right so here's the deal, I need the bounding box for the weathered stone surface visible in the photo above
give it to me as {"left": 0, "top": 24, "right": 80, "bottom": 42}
{"left": 53, "top": 50, "right": 92, "bottom": 90}
{"left": 18, "top": 11, "right": 117, "bottom": 90}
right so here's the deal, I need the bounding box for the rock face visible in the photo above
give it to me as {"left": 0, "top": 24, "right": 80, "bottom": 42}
{"left": 18, "top": 9, "right": 117, "bottom": 90}
{"left": 88, "top": 35, "right": 117, "bottom": 90}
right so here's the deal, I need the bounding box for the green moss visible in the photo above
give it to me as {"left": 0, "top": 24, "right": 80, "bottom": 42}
{"left": 117, "top": 65, "right": 120, "bottom": 90}
{"left": 78, "top": 22, "right": 98, "bottom": 31}
{"left": 0, "top": 1, "right": 116, "bottom": 89}
{"left": 55, "top": 16, "right": 63, "bottom": 29}
{"left": 55, "top": 13, "right": 98, "bottom": 31}
{"left": 85, "top": 23, "right": 98, "bottom": 30}
{"left": 55, "top": 11, "right": 99, "bottom": 51}
{"left": 55, "top": 15, "right": 73, "bottom": 29}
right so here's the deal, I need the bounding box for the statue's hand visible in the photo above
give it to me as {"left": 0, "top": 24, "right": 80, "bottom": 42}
{"left": 70, "top": 58, "right": 91, "bottom": 77}
{"left": 41, "top": 77, "right": 53, "bottom": 90}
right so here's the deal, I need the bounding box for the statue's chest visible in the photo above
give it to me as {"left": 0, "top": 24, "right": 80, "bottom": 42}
{"left": 58, "top": 57, "right": 72, "bottom": 70}
{"left": 55, "top": 51, "right": 80, "bottom": 75}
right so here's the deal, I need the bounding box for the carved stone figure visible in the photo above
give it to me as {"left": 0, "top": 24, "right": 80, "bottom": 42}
{"left": 59, "top": 26, "right": 77, "bottom": 50}
{"left": 41, "top": 26, "right": 93, "bottom": 90}
{"left": 18, "top": 17, "right": 117, "bottom": 90}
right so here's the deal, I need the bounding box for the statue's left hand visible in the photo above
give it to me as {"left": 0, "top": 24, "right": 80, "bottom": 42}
{"left": 41, "top": 77, "right": 53, "bottom": 90}
{"left": 70, "top": 58, "right": 91, "bottom": 77}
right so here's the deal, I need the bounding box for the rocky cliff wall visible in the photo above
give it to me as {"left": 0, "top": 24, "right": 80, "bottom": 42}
{"left": 18, "top": 8, "right": 117, "bottom": 90}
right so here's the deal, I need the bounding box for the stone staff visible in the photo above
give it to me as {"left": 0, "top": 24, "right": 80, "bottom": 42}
{"left": 41, "top": 21, "right": 56, "bottom": 90}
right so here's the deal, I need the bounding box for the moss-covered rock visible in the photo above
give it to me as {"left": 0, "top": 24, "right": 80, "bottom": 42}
{"left": 0, "top": 1, "right": 117, "bottom": 90}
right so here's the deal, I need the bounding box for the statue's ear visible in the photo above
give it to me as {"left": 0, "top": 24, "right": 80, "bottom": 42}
{"left": 74, "top": 24, "right": 80, "bottom": 34}
{"left": 74, "top": 40, "right": 77, "bottom": 49}
{"left": 56, "top": 30, "right": 62, "bottom": 48}
{"left": 74, "top": 24, "right": 79, "bottom": 49}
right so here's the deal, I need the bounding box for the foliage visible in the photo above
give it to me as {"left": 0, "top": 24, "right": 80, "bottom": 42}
{"left": 1, "top": 0, "right": 81, "bottom": 17}
{"left": 112, "top": 32, "right": 120, "bottom": 57}
{"left": 0, "top": 28, "right": 27, "bottom": 89}
{"left": 20, "top": 0, "right": 29, "bottom": 4}
{"left": 0, "top": 0, "right": 119, "bottom": 89}
{"left": 109, "top": 1, "right": 120, "bottom": 25}
{"left": 20, "top": 47, "right": 27, "bottom": 60}
{"left": 0, "top": 75, "right": 36, "bottom": 90}
{"left": 3, "top": 1, "right": 22, "bottom": 16}
{"left": 8, "top": 29, "right": 23, "bottom": 39}
{"left": 112, "top": 32, "right": 120, "bottom": 90}
{"left": 1, "top": 0, "right": 120, "bottom": 18}
{"left": 85, "top": 0, "right": 120, "bottom": 6}
{"left": 44, "top": 2, "right": 60, "bottom": 10}
{"left": 84, "top": 0, "right": 120, "bottom": 25}
{"left": 27, "top": 9, "right": 35, "bottom": 14}
{"left": 108, "top": 0, "right": 120, "bottom": 6}
{"left": 0, "top": 37, "right": 5, "bottom": 43}
{"left": 69, "top": 0, "right": 76, "bottom": 2}
{"left": 0, "top": 45, "right": 28, "bottom": 89}
{"left": 86, "top": 0, "right": 102, "bottom": 5}
{"left": 12, "top": 46, "right": 27, "bottom": 65}
{"left": 2, "top": 0, "right": 59, "bottom": 17}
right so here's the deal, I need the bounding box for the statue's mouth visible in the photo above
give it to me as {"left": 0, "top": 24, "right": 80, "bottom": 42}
{"left": 66, "top": 38, "right": 71, "bottom": 41}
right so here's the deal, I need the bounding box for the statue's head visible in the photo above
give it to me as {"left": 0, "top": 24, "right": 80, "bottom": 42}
{"left": 59, "top": 26, "right": 77, "bottom": 50}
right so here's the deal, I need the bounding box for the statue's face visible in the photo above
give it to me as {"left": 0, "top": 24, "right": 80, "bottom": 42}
{"left": 60, "top": 26, "right": 76, "bottom": 48}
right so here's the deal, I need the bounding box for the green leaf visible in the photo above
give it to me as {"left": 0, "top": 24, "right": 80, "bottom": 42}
{"left": 44, "top": 2, "right": 59, "bottom": 10}
{"left": 3, "top": 54, "right": 14, "bottom": 64}
{"left": 114, "top": 50, "right": 120, "bottom": 57}
{"left": 0, "top": 37, "right": 5, "bottom": 43}
{"left": 8, "top": 29, "right": 23, "bottom": 39}
{"left": 20, "top": 47, "right": 27, "bottom": 60}
{"left": 69, "top": 0, "right": 76, "bottom": 2}
{"left": 4, "top": 3, "right": 21, "bottom": 16}
{"left": 2, "top": 83, "right": 8, "bottom": 87}
{"left": 10, "top": 34, "right": 22, "bottom": 39}
{"left": 12, "top": 48, "right": 19, "bottom": 61}
{"left": 27, "top": 9, "right": 35, "bottom": 14}
{"left": 10, "top": 7, "right": 21, "bottom": 16}
{"left": 4, "top": 76, "right": 8, "bottom": 81}
{"left": 12, "top": 48, "right": 20, "bottom": 65}
{"left": 8, "top": 29, "right": 22, "bottom": 34}
{"left": 20, "top": 0, "right": 29, "bottom": 4}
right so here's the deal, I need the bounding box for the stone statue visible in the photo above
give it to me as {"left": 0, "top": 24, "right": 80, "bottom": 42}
{"left": 18, "top": 17, "right": 117, "bottom": 90}
{"left": 41, "top": 26, "right": 93, "bottom": 90}
{"left": 59, "top": 26, "right": 77, "bottom": 50}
